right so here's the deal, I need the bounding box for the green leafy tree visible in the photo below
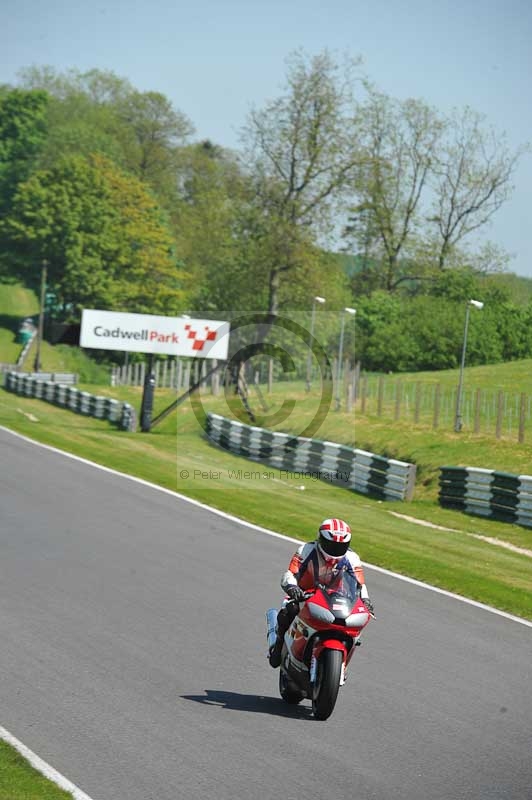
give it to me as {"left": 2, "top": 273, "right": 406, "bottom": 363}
{"left": 0, "top": 87, "right": 48, "bottom": 214}
{"left": 17, "top": 67, "right": 132, "bottom": 168}
{"left": 171, "top": 141, "right": 247, "bottom": 313}
{"left": 18, "top": 67, "right": 194, "bottom": 205}
{"left": 0, "top": 87, "right": 49, "bottom": 278}
{"left": 3, "top": 153, "right": 185, "bottom": 317}
{"left": 117, "top": 89, "right": 194, "bottom": 189}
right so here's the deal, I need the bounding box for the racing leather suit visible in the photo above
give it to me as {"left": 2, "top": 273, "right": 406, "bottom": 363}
{"left": 269, "top": 541, "right": 370, "bottom": 667}
{"left": 281, "top": 541, "right": 370, "bottom": 598}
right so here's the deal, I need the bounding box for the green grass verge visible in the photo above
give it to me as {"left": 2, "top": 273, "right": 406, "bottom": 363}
{"left": 0, "top": 283, "right": 39, "bottom": 319}
{"left": 0, "top": 740, "right": 73, "bottom": 799}
{"left": 1, "top": 383, "right": 531, "bottom": 621}
{"left": 0, "top": 283, "right": 40, "bottom": 366}
{"left": 0, "top": 328, "right": 21, "bottom": 364}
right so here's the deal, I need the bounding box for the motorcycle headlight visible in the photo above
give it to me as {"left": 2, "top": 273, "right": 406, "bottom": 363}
{"left": 307, "top": 602, "right": 335, "bottom": 623}
{"left": 345, "top": 611, "right": 369, "bottom": 627}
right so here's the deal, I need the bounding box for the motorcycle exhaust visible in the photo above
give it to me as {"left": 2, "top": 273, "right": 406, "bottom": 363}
{"left": 265, "top": 608, "right": 278, "bottom": 650}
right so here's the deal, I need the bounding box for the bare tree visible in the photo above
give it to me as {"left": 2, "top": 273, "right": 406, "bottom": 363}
{"left": 429, "top": 106, "right": 526, "bottom": 270}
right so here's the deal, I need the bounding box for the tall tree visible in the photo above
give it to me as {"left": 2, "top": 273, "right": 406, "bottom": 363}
{"left": 171, "top": 140, "right": 245, "bottom": 310}
{"left": 0, "top": 87, "right": 48, "bottom": 210}
{"left": 117, "top": 89, "right": 194, "bottom": 189}
{"left": 344, "top": 95, "right": 526, "bottom": 289}
{"left": 0, "top": 87, "right": 49, "bottom": 277}
{"left": 345, "top": 90, "right": 444, "bottom": 291}
{"left": 240, "top": 49, "right": 363, "bottom": 317}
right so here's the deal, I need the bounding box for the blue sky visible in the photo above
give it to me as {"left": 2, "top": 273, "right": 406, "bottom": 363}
{"left": 2, "top": 0, "right": 531, "bottom": 277}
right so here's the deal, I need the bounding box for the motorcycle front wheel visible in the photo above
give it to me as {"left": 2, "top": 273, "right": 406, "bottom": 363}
{"left": 312, "top": 649, "right": 343, "bottom": 720}
{"left": 279, "top": 670, "right": 304, "bottom": 705}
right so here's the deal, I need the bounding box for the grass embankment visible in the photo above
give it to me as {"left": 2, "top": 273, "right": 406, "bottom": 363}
{"left": 255, "top": 374, "right": 532, "bottom": 501}
{"left": 26, "top": 340, "right": 110, "bottom": 383}
{"left": 0, "top": 282, "right": 108, "bottom": 381}
{"left": 355, "top": 360, "right": 532, "bottom": 438}
{"left": 0, "top": 283, "right": 39, "bottom": 364}
{"left": 1, "top": 378, "right": 531, "bottom": 621}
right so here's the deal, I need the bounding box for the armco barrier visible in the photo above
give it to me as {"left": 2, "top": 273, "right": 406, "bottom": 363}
{"left": 3, "top": 371, "right": 136, "bottom": 432}
{"left": 16, "top": 371, "right": 78, "bottom": 384}
{"left": 206, "top": 413, "right": 416, "bottom": 501}
{"left": 439, "top": 466, "right": 532, "bottom": 528}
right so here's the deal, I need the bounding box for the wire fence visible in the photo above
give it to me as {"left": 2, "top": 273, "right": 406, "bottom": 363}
{"left": 354, "top": 375, "right": 532, "bottom": 443}
{"left": 110, "top": 358, "right": 532, "bottom": 444}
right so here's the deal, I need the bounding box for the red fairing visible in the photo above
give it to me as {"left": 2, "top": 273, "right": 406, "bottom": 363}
{"left": 267, "top": 566, "right": 372, "bottom": 720}
{"left": 294, "top": 579, "right": 370, "bottom": 667}
{"left": 315, "top": 638, "right": 347, "bottom": 653}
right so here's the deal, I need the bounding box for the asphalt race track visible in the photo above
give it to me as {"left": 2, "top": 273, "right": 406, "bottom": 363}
{"left": 1, "top": 426, "right": 531, "bottom": 800}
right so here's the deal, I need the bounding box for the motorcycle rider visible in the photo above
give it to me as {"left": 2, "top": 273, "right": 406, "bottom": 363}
{"left": 268, "top": 518, "right": 374, "bottom": 668}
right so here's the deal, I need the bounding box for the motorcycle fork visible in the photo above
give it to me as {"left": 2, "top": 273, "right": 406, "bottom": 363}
{"left": 310, "top": 639, "right": 349, "bottom": 685}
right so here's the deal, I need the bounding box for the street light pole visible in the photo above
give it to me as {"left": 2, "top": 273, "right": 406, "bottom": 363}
{"left": 454, "top": 298, "right": 484, "bottom": 433}
{"left": 306, "top": 295, "right": 326, "bottom": 392}
{"left": 335, "top": 307, "right": 356, "bottom": 411}
{"left": 34, "top": 260, "right": 47, "bottom": 373}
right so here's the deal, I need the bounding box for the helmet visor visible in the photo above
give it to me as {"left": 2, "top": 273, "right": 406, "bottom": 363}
{"left": 318, "top": 534, "right": 349, "bottom": 558}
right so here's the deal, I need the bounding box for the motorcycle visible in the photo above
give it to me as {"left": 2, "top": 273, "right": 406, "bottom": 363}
{"left": 266, "top": 567, "right": 372, "bottom": 720}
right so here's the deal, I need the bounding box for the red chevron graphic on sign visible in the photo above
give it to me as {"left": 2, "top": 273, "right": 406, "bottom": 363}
{"left": 184, "top": 324, "right": 218, "bottom": 351}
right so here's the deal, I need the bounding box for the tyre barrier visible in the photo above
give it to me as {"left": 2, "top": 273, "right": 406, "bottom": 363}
{"left": 206, "top": 412, "right": 416, "bottom": 501}
{"left": 439, "top": 466, "right": 532, "bottom": 528}
{"left": 3, "top": 371, "right": 137, "bottom": 432}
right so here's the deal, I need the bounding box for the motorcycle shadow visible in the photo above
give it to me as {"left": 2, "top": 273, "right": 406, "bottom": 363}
{"left": 181, "top": 689, "right": 313, "bottom": 719}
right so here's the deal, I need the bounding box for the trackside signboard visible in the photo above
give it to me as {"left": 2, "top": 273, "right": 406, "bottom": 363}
{"left": 80, "top": 309, "right": 230, "bottom": 359}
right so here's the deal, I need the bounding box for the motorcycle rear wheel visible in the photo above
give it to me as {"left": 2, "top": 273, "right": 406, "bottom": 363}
{"left": 312, "top": 649, "right": 342, "bottom": 720}
{"left": 279, "top": 670, "right": 304, "bottom": 705}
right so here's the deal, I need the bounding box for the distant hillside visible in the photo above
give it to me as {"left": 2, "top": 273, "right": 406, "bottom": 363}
{"left": 330, "top": 252, "right": 532, "bottom": 303}
{"left": 490, "top": 272, "right": 532, "bottom": 303}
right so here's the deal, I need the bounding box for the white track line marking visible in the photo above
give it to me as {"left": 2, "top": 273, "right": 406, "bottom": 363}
{"left": 0, "top": 725, "right": 95, "bottom": 800}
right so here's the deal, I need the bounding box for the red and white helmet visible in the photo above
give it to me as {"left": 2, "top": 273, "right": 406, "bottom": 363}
{"left": 317, "top": 518, "right": 351, "bottom": 562}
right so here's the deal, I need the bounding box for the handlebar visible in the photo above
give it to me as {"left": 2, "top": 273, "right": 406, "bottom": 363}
{"left": 287, "top": 585, "right": 376, "bottom": 619}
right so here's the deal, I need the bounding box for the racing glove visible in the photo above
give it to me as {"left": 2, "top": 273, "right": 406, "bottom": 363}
{"left": 286, "top": 585, "right": 306, "bottom": 602}
{"left": 363, "top": 597, "right": 375, "bottom": 615}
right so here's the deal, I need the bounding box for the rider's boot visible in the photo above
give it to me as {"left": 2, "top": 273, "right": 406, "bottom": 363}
{"left": 268, "top": 634, "right": 283, "bottom": 668}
